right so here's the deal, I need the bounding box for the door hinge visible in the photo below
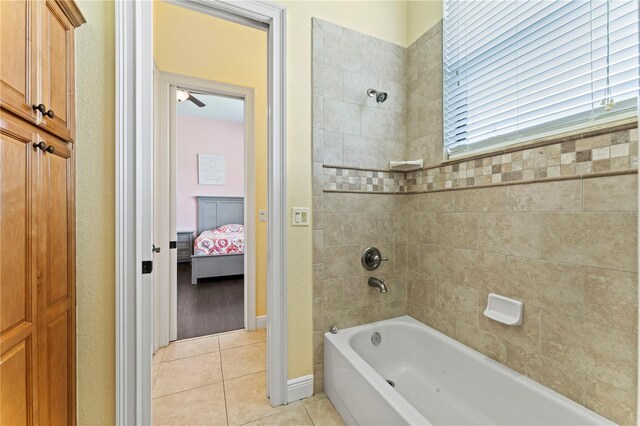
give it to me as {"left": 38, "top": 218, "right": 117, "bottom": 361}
{"left": 142, "top": 260, "right": 153, "bottom": 274}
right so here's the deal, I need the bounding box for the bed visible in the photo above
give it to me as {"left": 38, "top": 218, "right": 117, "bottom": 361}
{"left": 190, "top": 196, "right": 244, "bottom": 284}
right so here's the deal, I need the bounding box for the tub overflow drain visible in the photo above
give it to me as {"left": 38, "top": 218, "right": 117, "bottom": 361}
{"left": 386, "top": 380, "right": 395, "bottom": 388}
{"left": 371, "top": 332, "right": 382, "bottom": 345}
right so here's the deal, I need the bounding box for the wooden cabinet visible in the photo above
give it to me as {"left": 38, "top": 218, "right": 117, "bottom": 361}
{"left": 1, "top": 2, "right": 83, "bottom": 425}
{"left": 38, "top": 0, "right": 76, "bottom": 141}
{"left": 0, "top": 115, "right": 38, "bottom": 426}
{"left": 0, "top": 0, "right": 38, "bottom": 124}
{"left": 1, "top": 0, "right": 82, "bottom": 141}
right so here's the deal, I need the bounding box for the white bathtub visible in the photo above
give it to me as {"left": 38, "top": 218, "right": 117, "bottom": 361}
{"left": 324, "top": 316, "right": 612, "bottom": 426}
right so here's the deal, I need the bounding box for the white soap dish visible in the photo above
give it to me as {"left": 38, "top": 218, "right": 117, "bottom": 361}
{"left": 389, "top": 159, "right": 423, "bottom": 171}
{"left": 483, "top": 293, "right": 523, "bottom": 326}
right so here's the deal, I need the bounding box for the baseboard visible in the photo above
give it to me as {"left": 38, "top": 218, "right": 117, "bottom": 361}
{"left": 287, "top": 374, "right": 314, "bottom": 403}
{"left": 256, "top": 315, "right": 267, "bottom": 329}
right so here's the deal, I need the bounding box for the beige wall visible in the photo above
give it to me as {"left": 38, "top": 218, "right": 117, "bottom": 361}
{"left": 407, "top": 0, "right": 443, "bottom": 45}
{"left": 75, "top": 1, "right": 116, "bottom": 424}
{"left": 154, "top": 2, "right": 269, "bottom": 317}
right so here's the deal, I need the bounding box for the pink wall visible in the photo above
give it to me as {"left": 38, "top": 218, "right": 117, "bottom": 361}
{"left": 177, "top": 116, "right": 244, "bottom": 231}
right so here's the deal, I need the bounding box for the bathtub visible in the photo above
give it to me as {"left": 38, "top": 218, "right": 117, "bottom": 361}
{"left": 324, "top": 316, "right": 612, "bottom": 425}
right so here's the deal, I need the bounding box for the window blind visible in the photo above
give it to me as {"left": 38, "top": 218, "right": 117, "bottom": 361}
{"left": 443, "top": 0, "right": 640, "bottom": 158}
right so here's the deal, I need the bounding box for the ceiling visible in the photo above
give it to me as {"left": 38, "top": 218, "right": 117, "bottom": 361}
{"left": 176, "top": 92, "right": 244, "bottom": 123}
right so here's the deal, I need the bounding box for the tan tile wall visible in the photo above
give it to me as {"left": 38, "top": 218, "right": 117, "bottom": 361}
{"left": 312, "top": 19, "right": 409, "bottom": 393}
{"left": 406, "top": 174, "right": 638, "bottom": 425}
{"left": 312, "top": 193, "right": 408, "bottom": 391}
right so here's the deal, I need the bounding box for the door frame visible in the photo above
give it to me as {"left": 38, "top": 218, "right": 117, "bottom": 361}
{"left": 115, "top": 1, "right": 288, "bottom": 424}
{"left": 154, "top": 71, "right": 257, "bottom": 348}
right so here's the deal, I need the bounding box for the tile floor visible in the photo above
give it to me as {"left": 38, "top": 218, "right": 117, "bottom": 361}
{"left": 152, "top": 328, "right": 345, "bottom": 426}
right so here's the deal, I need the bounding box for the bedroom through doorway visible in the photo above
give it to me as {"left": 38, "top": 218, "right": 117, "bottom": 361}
{"left": 176, "top": 93, "right": 247, "bottom": 339}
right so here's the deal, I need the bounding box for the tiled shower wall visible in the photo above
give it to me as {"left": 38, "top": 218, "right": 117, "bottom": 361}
{"left": 312, "top": 19, "right": 410, "bottom": 393}
{"left": 312, "top": 18, "right": 638, "bottom": 424}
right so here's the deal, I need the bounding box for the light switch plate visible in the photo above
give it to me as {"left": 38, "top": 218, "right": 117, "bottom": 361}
{"left": 259, "top": 210, "right": 267, "bottom": 222}
{"left": 291, "top": 207, "right": 310, "bottom": 226}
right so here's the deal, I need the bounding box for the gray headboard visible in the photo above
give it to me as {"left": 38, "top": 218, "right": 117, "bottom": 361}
{"left": 196, "top": 196, "right": 244, "bottom": 235}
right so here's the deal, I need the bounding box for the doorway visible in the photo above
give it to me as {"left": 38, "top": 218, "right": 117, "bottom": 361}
{"left": 153, "top": 71, "right": 259, "bottom": 349}
{"left": 115, "top": 1, "right": 288, "bottom": 423}
{"left": 175, "top": 92, "right": 247, "bottom": 339}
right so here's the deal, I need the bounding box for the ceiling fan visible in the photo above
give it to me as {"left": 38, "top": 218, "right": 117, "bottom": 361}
{"left": 176, "top": 89, "right": 206, "bottom": 107}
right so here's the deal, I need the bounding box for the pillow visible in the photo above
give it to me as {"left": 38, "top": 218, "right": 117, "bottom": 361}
{"left": 216, "top": 224, "right": 244, "bottom": 233}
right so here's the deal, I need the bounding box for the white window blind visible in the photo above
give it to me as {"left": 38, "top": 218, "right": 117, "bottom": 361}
{"left": 443, "top": 0, "right": 640, "bottom": 158}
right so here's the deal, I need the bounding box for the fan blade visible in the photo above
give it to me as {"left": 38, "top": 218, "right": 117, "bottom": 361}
{"left": 188, "top": 94, "right": 206, "bottom": 107}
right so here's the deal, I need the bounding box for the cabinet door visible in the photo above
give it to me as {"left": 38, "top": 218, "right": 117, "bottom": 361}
{"left": 0, "top": 115, "right": 38, "bottom": 425}
{"left": 35, "top": 133, "right": 75, "bottom": 426}
{"left": 38, "top": 0, "right": 75, "bottom": 141}
{"left": 0, "top": 0, "right": 38, "bottom": 123}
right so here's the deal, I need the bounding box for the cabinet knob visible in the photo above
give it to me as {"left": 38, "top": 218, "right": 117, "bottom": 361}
{"left": 32, "top": 104, "right": 46, "bottom": 114}
{"left": 33, "top": 141, "right": 46, "bottom": 151}
{"left": 45, "top": 145, "right": 55, "bottom": 154}
{"left": 32, "top": 104, "right": 55, "bottom": 119}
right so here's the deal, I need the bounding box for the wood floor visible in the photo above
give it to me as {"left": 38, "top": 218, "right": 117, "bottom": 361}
{"left": 177, "top": 263, "right": 244, "bottom": 339}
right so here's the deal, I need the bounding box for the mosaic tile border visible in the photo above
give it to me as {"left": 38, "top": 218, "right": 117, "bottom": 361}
{"left": 323, "top": 166, "right": 406, "bottom": 193}
{"left": 322, "top": 127, "right": 638, "bottom": 194}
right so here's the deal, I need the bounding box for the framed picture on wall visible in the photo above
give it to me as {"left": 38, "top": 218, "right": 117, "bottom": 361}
{"left": 198, "top": 154, "right": 225, "bottom": 185}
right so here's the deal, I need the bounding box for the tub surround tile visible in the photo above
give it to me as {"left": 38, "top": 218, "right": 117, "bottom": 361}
{"left": 583, "top": 174, "right": 638, "bottom": 212}
{"left": 583, "top": 376, "right": 637, "bottom": 426}
{"left": 585, "top": 267, "right": 638, "bottom": 332}
{"left": 312, "top": 18, "right": 637, "bottom": 424}
{"left": 477, "top": 293, "right": 541, "bottom": 353}
{"left": 435, "top": 213, "right": 478, "bottom": 250}
{"left": 541, "top": 310, "right": 637, "bottom": 392}
{"left": 477, "top": 213, "right": 540, "bottom": 259}
{"left": 455, "top": 320, "right": 507, "bottom": 363}
{"left": 540, "top": 212, "right": 637, "bottom": 272}
{"left": 505, "top": 344, "right": 585, "bottom": 404}
{"left": 503, "top": 257, "right": 584, "bottom": 318}
{"left": 505, "top": 180, "right": 582, "bottom": 212}
{"left": 453, "top": 249, "right": 505, "bottom": 294}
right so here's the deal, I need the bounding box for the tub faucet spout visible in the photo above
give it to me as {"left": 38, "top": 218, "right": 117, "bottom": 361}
{"left": 368, "top": 277, "right": 388, "bottom": 293}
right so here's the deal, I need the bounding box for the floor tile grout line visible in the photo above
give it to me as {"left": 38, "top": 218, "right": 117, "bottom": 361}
{"left": 161, "top": 348, "right": 221, "bottom": 364}
{"left": 152, "top": 380, "right": 225, "bottom": 400}
{"left": 220, "top": 339, "right": 231, "bottom": 426}
{"left": 219, "top": 339, "right": 267, "bottom": 352}
{"left": 303, "top": 403, "right": 318, "bottom": 426}
{"left": 221, "top": 340, "right": 268, "bottom": 352}
{"left": 223, "top": 368, "right": 268, "bottom": 384}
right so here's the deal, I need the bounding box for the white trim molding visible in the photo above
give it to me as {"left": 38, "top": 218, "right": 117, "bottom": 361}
{"left": 287, "top": 375, "right": 314, "bottom": 403}
{"left": 256, "top": 315, "right": 268, "bottom": 329}
{"left": 116, "top": 1, "right": 288, "bottom": 423}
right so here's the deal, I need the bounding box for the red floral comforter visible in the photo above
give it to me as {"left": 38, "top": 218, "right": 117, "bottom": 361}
{"left": 194, "top": 224, "right": 245, "bottom": 256}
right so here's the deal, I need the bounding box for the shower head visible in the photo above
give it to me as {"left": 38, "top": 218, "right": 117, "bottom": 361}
{"left": 367, "top": 88, "right": 388, "bottom": 104}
